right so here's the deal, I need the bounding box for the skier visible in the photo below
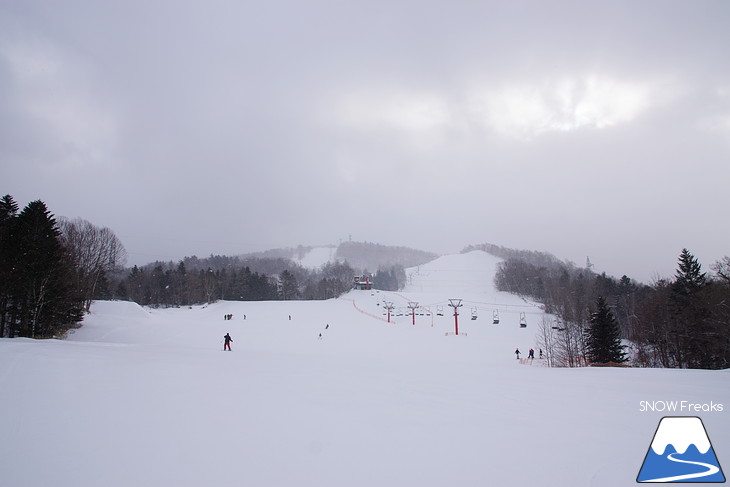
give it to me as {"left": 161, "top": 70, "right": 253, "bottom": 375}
{"left": 325, "top": 324, "right": 329, "bottom": 330}
{"left": 528, "top": 348, "right": 535, "bottom": 359}
{"left": 539, "top": 349, "right": 544, "bottom": 359}
{"left": 224, "top": 333, "right": 233, "bottom": 351}
{"left": 515, "top": 348, "right": 520, "bottom": 360}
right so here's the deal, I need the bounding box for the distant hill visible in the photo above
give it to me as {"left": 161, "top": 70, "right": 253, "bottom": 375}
{"left": 462, "top": 242, "right": 569, "bottom": 268}
{"left": 133, "top": 241, "right": 437, "bottom": 275}
{"left": 242, "top": 245, "right": 317, "bottom": 262}
{"left": 335, "top": 241, "right": 438, "bottom": 272}
{"left": 240, "top": 241, "right": 437, "bottom": 273}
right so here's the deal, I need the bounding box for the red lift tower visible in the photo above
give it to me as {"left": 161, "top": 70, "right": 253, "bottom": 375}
{"left": 407, "top": 301, "right": 419, "bottom": 325}
{"left": 384, "top": 301, "right": 395, "bottom": 323}
{"left": 448, "top": 299, "right": 463, "bottom": 335}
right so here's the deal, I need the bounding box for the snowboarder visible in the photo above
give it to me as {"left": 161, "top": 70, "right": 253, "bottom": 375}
{"left": 528, "top": 348, "right": 535, "bottom": 359}
{"left": 224, "top": 333, "right": 233, "bottom": 351}
{"left": 515, "top": 348, "right": 520, "bottom": 360}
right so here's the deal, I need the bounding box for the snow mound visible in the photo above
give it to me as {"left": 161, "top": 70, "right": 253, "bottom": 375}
{"left": 88, "top": 300, "right": 150, "bottom": 319}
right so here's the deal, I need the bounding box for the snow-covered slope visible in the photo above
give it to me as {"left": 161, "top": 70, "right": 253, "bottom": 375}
{"left": 295, "top": 246, "right": 336, "bottom": 268}
{"left": 1, "top": 250, "right": 727, "bottom": 487}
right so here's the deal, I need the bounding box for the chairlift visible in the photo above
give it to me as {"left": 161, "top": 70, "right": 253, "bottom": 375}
{"left": 493, "top": 310, "right": 500, "bottom": 324}
{"left": 436, "top": 306, "right": 444, "bottom": 316}
{"left": 471, "top": 307, "right": 478, "bottom": 320}
{"left": 519, "top": 312, "right": 527, "bottom": 328}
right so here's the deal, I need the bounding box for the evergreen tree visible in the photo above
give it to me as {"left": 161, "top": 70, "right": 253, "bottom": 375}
{"left": 0, "top": 195, "right": 20, "bottom": 337}
{"left": 373, "top": 267, "right": 396, "bottom": 291}
{"left": 279, "top": 270, "right": 299, "bottom": 300}
{"left": 586, "top": 296, "right": 627, "bottom": 364}
{"left": 13, "top": 200, "right": 82, "bottom": 337}
{"left": 673, "top": 248, "right": 707, "bottom": 297}
{"left": 669, "top": 248, "right": 714, "bottom": 368}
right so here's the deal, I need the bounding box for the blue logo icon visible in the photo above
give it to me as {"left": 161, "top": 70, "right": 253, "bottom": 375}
{"left": 637, "top": 416, "right": 725, "bottom": 483}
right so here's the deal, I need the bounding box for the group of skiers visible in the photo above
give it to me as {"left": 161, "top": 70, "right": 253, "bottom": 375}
{"left": 224, "top": 314, "right": 247, "bottom": 320}
{"left": 515, "top": 348, "right": 543, "bottom": 360}
{"left": 224, "top": 315, "right": 329, "bottom": 350}
{"left": 223, "top": 317, "right": 543, "bottom": 357}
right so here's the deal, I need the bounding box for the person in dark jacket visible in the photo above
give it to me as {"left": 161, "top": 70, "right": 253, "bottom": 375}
{"left": 224, "top": 333, "right": 233, "bottom": 351}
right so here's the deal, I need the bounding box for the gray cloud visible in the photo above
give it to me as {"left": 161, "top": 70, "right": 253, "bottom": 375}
{"left": 2, "top": 0, "right": 729, "bottom": 282}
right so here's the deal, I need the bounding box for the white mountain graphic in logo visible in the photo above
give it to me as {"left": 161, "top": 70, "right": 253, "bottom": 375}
{"left": 637, "top": 416, "right": 725, "bottom": 483}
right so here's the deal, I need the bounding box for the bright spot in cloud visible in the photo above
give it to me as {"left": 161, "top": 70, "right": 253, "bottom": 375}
{"left": 472, "top": 75, "right": 654, "bottom": 139}
{"left": 329, "top": 75, "right": 665, "bottom": 143}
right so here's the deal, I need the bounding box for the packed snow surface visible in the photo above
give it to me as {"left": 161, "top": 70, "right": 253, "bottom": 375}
{"left": 1, "top": 250, "right": 727, "bottom": 487}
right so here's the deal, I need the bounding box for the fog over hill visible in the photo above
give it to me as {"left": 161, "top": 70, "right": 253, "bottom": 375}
{"left": 231, "top": 240, "right": 439, "bottom": 273}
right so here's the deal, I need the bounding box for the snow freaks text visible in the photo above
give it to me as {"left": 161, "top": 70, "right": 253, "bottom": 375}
{"left": 639, "top": 401, "right": 724, "bottom": 413}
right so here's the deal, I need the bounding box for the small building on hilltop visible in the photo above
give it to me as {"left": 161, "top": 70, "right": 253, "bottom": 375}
{"left": 352, "top": 276, "right": 371, "bottom": 290}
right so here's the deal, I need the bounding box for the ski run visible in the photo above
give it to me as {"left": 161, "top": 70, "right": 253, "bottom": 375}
{"left": 1, "top": 250, "right": 727, "bottom": 487}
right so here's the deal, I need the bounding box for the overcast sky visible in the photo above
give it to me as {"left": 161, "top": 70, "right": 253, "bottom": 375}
{"left": 2, "top": 0, "right": 729, "bottom": 282}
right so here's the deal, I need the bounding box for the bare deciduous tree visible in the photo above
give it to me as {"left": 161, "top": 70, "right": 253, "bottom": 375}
{"left": 59, "top": 217, "right": 127, "bottom": 311}
{"left": 536, "top": 316, "right": 559, "bottom": 367}
{"left": 712, "top": 256, "right": 730, "bottom": 284}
